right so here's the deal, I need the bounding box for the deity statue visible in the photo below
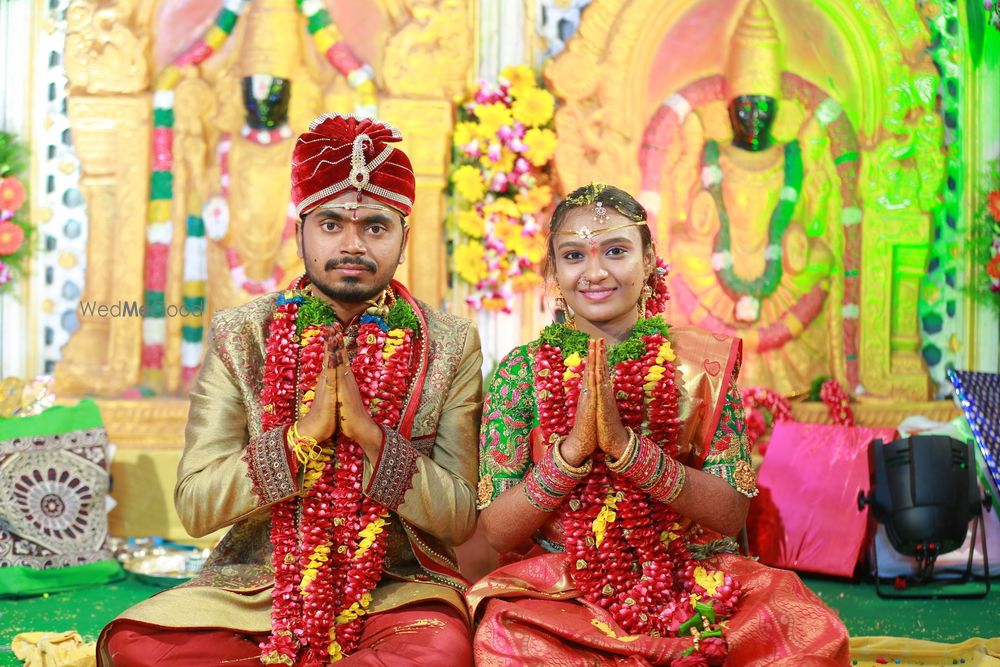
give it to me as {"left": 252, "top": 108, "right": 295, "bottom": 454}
{"left": 196, "top": 0, "right": 314, "bottom": 317}
{"left": 663, "top": 0, "right": 840, "bottom": 397}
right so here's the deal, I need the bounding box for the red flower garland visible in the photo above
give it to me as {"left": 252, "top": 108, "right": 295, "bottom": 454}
{"left": 819, "top": 378, "right": 854, "bottom": 426}
{"left": 533, "top": 324, "right": 740, "bottom": 665}
{"left": 259, "top": 282, "right": 418, "bottom": 665}
{"left": 740, "top": 386, "right": 792, "bottom": 454}
{"left": 642, "top": 256, "right": 672, "bottom": 319}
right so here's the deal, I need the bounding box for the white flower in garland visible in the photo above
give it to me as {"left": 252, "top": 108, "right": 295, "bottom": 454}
{"left": 779, "top": 186, "right": 799, "bottom": 203}
{"left": 816, "top": 98, "right": 843, "bottom": 127}
{"left": 763, "top": 244, "right": 782, "bottom": 261}
{"left": 701, "top": 164, "right": 723, "bottom": 188}
{"left": 735, "top": 295, "right": 760, "bottom": 323}
{"left": 203, "top": 196, "right": 230, "bottom": 241}
{"left": 711, "top": 251, "right": 732, "bottom": 271}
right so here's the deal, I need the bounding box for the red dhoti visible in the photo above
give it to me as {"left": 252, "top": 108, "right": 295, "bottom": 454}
{"left": 100, "top": 601, "right": 472, "bottom": 666}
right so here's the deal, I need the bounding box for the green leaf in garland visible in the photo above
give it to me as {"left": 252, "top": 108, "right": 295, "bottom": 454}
{"left": 296, "top": 294, "right": 336, "bottom": 334}
{"left": 0, "top": 132, "right": 29, "bottom": 178}
{"left": 386, "top": 298, "right": 419, "bottom": 331}
{"left": 807, "top": 375, "right": 830, "bottom": 402}
{"left": 539, "top": 316, "right": 670, "bottom": 364}
{"left": 539, "top": 322, "right": 590, "bottom": 358}
{"left": 607, "top": 317, "right": 669, "bottom": 365}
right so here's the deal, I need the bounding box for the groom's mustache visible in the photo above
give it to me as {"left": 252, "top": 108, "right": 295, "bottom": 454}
{"left": 325, "top": 257, "right": 377, "bottom": 272}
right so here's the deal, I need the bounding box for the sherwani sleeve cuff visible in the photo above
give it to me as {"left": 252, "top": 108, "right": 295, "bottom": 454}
{"left": 364, "top": 425, "right": 420, "bottom": 511}
{"left": 242, "top": 424, "right": 299, "bottom": 506}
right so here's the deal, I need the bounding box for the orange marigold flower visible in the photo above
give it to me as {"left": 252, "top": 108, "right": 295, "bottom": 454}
{"left": 987, "top": 253, "right": 1000, "bottom": 280}
{"left": 0, "top": 177, "right": 26, "bottom": 213}
{"left": 988, "top": 190, "right": 1000, "bottom": 222}
{"left": 0, "top": 222, "right": 25, "bottom": 255}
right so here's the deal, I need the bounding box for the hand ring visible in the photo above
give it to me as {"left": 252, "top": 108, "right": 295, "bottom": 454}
{"left": 581, "top": 387, "right": 589, "bottom": 394}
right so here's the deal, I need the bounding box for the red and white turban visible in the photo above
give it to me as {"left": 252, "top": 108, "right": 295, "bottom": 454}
{"left": 291, "top": 113, "right": 415, "bottom": 217}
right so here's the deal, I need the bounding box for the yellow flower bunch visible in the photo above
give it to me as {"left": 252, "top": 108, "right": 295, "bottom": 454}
{"left": 592, "top": 494, "right": 619, "bottom": 547}
{"left": 452, "top": 164, "right": 486, "bottom": 203}
{"left": 448, "top": 65, "right": 558, "bottom": 310}
{"left": 454, "top": 241, "right": 488, "bottom": 284}
{"left": 382, "top": 329, "right": 406, "bottom": 360}
{"left": 299, "top": 541, "right": 331, "bottom": 592}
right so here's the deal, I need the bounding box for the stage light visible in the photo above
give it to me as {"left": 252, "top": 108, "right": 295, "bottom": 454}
{"left": 858, "top": 434, "right": 991, "bottom": 598}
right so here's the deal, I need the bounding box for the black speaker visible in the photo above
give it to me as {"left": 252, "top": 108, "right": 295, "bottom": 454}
{"left": 858, "top": 435, "right": 991, "bottom": 599}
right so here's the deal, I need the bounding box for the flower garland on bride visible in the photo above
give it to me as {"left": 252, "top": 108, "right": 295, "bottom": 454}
{"left": 530, "top": 264, "right": 741, "bottom": 665}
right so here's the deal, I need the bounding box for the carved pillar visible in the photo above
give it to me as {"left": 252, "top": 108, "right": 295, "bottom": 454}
{"left": 379, "top": 99, "right": 453, "bottom": 306}
{"left": 55, "top": 97, "right": 151, "bottom": 395}
{"left": 859, "top": 210, "right": 932, "bottom": 397}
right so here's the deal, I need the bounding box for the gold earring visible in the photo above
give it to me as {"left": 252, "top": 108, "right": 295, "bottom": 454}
{"left": 555, "top": 287, "right": 577, "bottom": 330}
{"left": 638, "top": 283, "right": 653, "bottom": 317}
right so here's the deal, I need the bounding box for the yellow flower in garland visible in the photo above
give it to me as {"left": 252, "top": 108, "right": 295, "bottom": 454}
{"left": 454, "top": 240, "right": 488, "bottom": 285}
{"left": 482, "top": 296, "right": 509, "bottom": 311}
{"left": 655, "top": 339, "right": 676, "bottom": 364}
{"left": 475, "top": 102, "right": 513, "bottom": 138}
{"left": 592, "top": 494, "right": 618, "bottom": 547}
{"left": 501, "top": 64, "right": 537, "bottom": 98}
{"left": 456, "top": 209, "right": 485, "bottom": 238}
{"left": 453, "top": 121, "right": 480, "bottom": 148}
{"left": 355, "top": 517, "right": 389, "bottom": 557}
{"left": 481, "top": 145, "right": 516, "bottom": 174}
{"left": 494, "top": 216, "right": 524, "bottom": 252}
{"left": 452, "top": 164, "right": 486, "bottom": 203}
{"left": 693, "top": 566, "right": 725, "bottom": 596}
{"left": 300, "top": 542, "right": 331, "bottom": 592}
{"left": 511, "top": 272, "right": 543, "bottom": 291}
{"left": 382, "top": 330, "right": 405, "bottom": 360}
{"left": 516, "top": 184, "right": 553, "bottom": 214}
{"left": 512, "top": 87, "right": 555, "bottom": 127}
{"left": 483, "top": 197, "right": 521, "bottom": 220}
{"left": 522, "top": 128, "right": 558, "bottom": 167}
{"left": 519, "top": 233, "right": 546, "bottom": 264}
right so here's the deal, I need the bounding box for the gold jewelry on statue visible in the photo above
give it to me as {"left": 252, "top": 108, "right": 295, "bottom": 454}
{"left": 725, "top": 0, "right": 783, "bottom": 100}
{"left": 551, "top": 436, "right": 593, "bottom": 477}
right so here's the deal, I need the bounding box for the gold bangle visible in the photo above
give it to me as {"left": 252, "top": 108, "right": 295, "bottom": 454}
{"left": 662, "top": 460, "right": 687, "bottom": 505}
{"left": 606, "top": 428, "right": 639, "bottom": 473}
{"left": 551, "top": 436, "right": 593, "bottom": 477}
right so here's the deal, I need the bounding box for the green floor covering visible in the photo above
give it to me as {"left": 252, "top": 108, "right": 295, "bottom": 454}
{"left": 0, "top": 573, "right": 996, "bottom": 665}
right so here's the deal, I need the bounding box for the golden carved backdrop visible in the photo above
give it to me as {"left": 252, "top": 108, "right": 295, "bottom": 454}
{"left": 545, "top": 0, "right": 944, "bottom": 402}
{"left": 44, "top": 0, "right": 963, "bottom": 543}
{"left": 55, "top": 0, "right": 474, "bottom": 398}
{"left": 51, "top": 0, "right": 959, "bottom": 462}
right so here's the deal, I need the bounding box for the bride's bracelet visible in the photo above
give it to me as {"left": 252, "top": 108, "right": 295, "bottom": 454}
{"left": 523, "top": 438, "right": 589, "bottom": 512}
{"left": 612, "top": 429, "right": 686, "bottom": 505}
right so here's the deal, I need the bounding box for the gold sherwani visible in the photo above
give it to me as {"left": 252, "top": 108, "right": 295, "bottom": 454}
{"left": 99, "top": 286, "right": 482, "bottom": 656}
